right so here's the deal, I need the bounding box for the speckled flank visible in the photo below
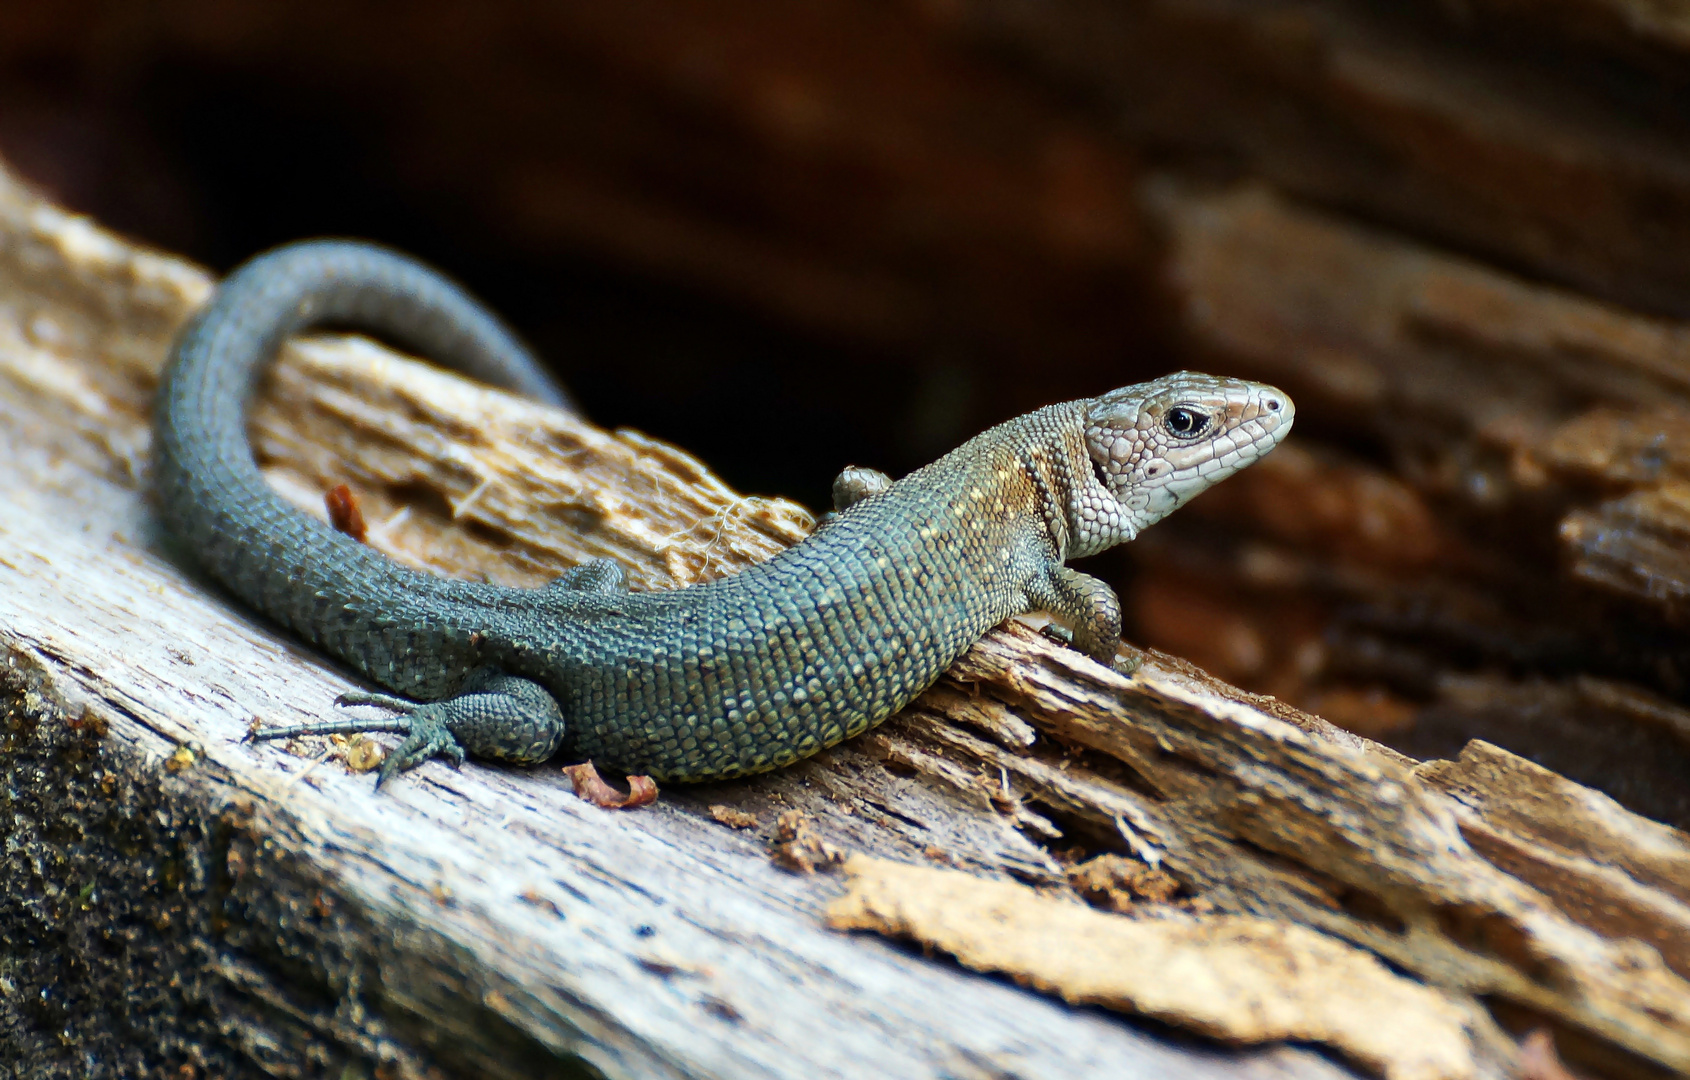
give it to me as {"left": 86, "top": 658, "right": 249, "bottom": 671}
{"left": 155, "top": 241, "right": 1293, "bottom": 784}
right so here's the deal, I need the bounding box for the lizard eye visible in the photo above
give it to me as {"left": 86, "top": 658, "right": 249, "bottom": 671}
{"left": 1165, "top": 406, "right": 1211, "bottom": 439}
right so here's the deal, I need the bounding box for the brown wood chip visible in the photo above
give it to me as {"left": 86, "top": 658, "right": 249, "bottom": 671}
{"left": 708, "top": 805, "right": 760, "bottom": 829}
{"left": 828, "top": 855, "right": 1482, "bottom": 1080}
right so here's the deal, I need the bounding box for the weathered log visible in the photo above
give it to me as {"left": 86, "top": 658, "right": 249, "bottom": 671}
{"left": 8, "top": 158, "right": 1690, "bottom": 1078}
{"left": 11, "top": 4, "right": 1690, "bottom": 842}
{"left": 1127, "top": 180, "right": 1690, "bottom": 830}
{"left": 960, "top": 0, "right": 1690, "bottom": 320}
{"left": 0, "top": 167, "right": 1358, "bottom": 1078}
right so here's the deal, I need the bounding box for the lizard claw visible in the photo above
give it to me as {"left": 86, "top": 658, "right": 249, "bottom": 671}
{"left": 373, "top": 705, "right": 465, "bottom": 790}
{"left": 1037, "top": 622, "right": 1074, "bottom": 647}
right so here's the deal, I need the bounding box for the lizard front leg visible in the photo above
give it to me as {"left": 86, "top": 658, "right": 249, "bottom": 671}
{"left": 831, "top": 466, "right": 893, "bottom": 512}
{"left": 814, "top": 466, "right": 895, "bottom": 530}
{"left": 1027, "top": 565, "right": 1129, "bottom": 671}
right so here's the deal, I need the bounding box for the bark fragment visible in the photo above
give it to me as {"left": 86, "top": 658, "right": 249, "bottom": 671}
{"left": 829, "top": 855, "right": 1486, "bottom": 1080}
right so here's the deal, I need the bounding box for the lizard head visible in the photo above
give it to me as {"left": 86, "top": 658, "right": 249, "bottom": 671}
{"left": 1073, "top": 371, "right": 1294, "bottom": 554}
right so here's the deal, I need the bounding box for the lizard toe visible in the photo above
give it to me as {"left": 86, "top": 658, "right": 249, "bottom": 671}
{"left": 336, "top": 689, "right": 419, "bottom": 713}
{"left": 373, "top": 708, "right": 464, "bottom": 790}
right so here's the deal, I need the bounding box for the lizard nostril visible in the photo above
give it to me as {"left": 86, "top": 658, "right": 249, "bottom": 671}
{"left": 1265, "top": 398, "right": 1281, "bottom": 412}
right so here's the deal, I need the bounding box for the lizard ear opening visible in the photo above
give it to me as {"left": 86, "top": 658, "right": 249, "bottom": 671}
{"left": 1090, "top": 449, "right": 1111, "bottom": 492}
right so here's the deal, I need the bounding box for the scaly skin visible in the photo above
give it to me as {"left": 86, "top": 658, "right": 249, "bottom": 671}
{"left": 154, "top": 241, "right": 1294, "bottom": 785}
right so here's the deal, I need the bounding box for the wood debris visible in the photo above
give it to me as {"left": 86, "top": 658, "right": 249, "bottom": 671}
{"left": 829, "top": 855, "right": 1485, "bottom": 1080}
{"left": 1066, "top": 853, "right": 1180, "bottom": 913}
{"left": 707, "top": 805, "right": 760, "bottom": 829}
{"left": 563, "top": 762, "right": 660, "bottom": 809}
{"left": 770, "top": 810, "right": 843, "bottom": 874}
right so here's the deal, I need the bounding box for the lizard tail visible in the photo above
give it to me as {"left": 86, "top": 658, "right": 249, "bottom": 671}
{"left": 154, "top": 240, "right": 564, "bottom": 671}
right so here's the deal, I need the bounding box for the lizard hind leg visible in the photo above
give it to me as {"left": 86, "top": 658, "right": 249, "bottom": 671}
{"left": 365, "top": 671, "right": 567, "bottom": 788}
{"left": 251, "top": 669, "right": 568, "bottom": 788}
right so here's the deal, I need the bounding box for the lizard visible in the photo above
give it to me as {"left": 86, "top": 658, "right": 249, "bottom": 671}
{"left": 154, "top": 240, "right": 1294, "bottom": 787}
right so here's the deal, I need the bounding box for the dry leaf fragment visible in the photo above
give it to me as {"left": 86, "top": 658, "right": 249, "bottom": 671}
{"left": 1067, "top": 853, "right": 1180, "bottom": 912}
{"left": 771, "top": 810, "right": 842, "bottom": 873}
{"left": 827, "top": 856, "right": 1478, "bottom": 1080}
{"left": 708, "top": 804, "right": 760, "bottom": 829}
{"left": 564, "top": 761, "right": 659, "bottom": 808}
{"left": 324, "top": 483, "right": 367, "bottom": 542}
{"left": 342, "top": 734, "right": 384, "bottom": 773}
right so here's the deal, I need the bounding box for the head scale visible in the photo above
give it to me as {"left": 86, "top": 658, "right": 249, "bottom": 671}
{"left": 1068, "top": 371, "right": 1294, "bottom": 556}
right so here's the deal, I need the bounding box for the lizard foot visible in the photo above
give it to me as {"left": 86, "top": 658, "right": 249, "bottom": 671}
{"left": 1038, "top": 622, "right": 1074, "bottom": 647}
{"left": 250, "top": 669, "right": 568, "bottom": 789}
{"left": 371, "top": 704, "right": 467, "bottom": 789}
{"left": 1027, "top": 566, "right": 1123, "bottom": 667}
{"left": 249, "top": 694, "right": 467, "bottom": 788}
{"left": 335, "top": 689, "right": 416, "bottom": 711}
{"left": 1038, "top": 621, "right": 1140, "bottom": 674}
{"left": 352, "top": 672, "right": 569, "bottom": 788}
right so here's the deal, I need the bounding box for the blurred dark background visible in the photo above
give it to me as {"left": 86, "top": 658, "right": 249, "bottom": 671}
{"left": 10, "top": 0, "right": 1690, "bottom": 826}
{"left": 0, "top": 1, "right": 1164, "bottom": 511}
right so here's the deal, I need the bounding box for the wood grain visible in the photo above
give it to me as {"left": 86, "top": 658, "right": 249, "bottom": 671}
{"left": 4, "top": 158, "right": 1690, "bottom": 1078}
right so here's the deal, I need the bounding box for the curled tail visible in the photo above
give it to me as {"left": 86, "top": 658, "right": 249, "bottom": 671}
{"left": 154, "top": 240, "right": 570, "bottom": 657}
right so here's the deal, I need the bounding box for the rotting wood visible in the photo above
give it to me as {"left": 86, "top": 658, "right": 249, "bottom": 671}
{"left": 1129, "top": 179, "right": 1690, "bottom": 831}
{"left": 5, "top": 164, "right": 1690, "bottom": 1077}
{"left": 0, "top": 165, "right": 1358, "bottom": 1079}
{"left": 961, "top": 0, "right": 1690, "bottom": 320}
{"left": 827, "top": 855, "right": 1487, "bottom": 1080}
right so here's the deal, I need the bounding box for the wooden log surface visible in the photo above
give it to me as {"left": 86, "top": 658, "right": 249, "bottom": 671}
{"left": 0, "top": 165, "right": 1357, "bottom": 1080}
{"left": 5, "top": 160, "right": 1690, "bottom": 1078}
{"left": 0, "top": 0, "right": 1675, "bottom": 819}
{"left": 1129, "top": 178, "right": 1690, "bottom": 829}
